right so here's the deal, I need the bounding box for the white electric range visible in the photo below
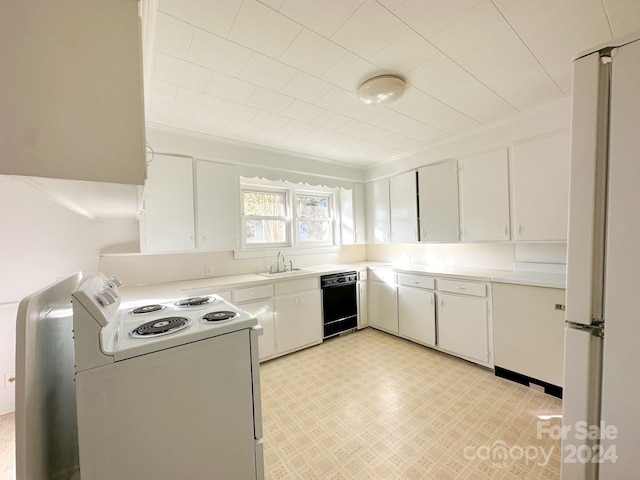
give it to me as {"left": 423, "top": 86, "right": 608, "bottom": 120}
{"left": 71, "top": 272, "right": 264, "bottom": 480}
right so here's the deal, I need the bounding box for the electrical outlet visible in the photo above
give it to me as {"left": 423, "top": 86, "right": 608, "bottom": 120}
{"left": 4, "top": 372, "right": 15, "bottom": 389}
{"left": 205, "top": 266, "right": 215, "bottom": 277}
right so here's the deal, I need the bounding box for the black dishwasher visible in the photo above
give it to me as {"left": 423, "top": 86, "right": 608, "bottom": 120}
{"left": 321, "top": 271, "right": 358, "bottom": 339}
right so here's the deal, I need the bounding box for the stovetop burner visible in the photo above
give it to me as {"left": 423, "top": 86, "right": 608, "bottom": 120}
{"left": 201, "top": 311, "right": 238, "bottom": 323}
{"left": 129, "top": 317, "right": 191, "bottom": 338}
{"left": 175, "top": 296, "right": 216, "bottom": 307}
{"left": 130, "top": 304, "right": 165, "bottom": 315}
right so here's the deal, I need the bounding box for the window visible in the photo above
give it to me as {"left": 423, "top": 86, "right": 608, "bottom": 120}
{"left": 241, "top": 185, "right": 334, "bottom": 248}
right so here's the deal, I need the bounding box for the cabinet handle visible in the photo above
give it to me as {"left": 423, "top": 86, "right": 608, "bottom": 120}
{"left": 454, "top": 285, "right": 466, "bottom": 290}
{"left": 555, "top": 304, "right": 566, "bottom": 311}
{"left": 439, "top": 298, "right": 444, "bottom": 308}
{"left": 202, "top": 235, "right": 207, "bottom": 243}
{"left": 189, "top": 235, "right": 194, "bottom": 246}
{"left": 429, "top": 296, "right": 434, "bottom": 307}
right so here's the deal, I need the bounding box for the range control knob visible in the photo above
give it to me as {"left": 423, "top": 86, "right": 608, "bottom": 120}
{"left": 97, "top": 288, "right": 118, "bottom": 306}
{"left": 108, "top": 275, "right": 123, "bottom": 289}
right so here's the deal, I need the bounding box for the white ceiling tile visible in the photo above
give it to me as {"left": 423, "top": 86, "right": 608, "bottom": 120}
{"left": 315, "top": 87, "right": 360, "bottom": 113}
{"left": 496, "top": 0, "right": 612, "bottom": 93}
{"left": 399, "top": 94, "right": 481, "bottom": 134}
{"left": 302, "top": 141, "right": 334, "bottom": 155}
{"left": 310, "top": 111, "right": 350, "bottom": 129}
{"left": 357, "top": 125, "right": 395, "bottom": 142}
{"left": 280, "top": 120, "right": 317, "bottom": 136}
{"left": 154, "top": 53, "right": 211, "bottom": 91}
{"left": 190, "top": 111, "right": 232, "bottom": 133}
{"left": 331, "top": 0, "right": 407, "bottom": 59}
{"left": 375, "top": 133, "right": 426, "bottom": 151}
{"left": 368, "top": 109, "right": 412, "bottom": 131}
{"left": 204, "top": 71, "right": 257, "bottom": 103}
{"left": 254, "top": 128, "right": 289, "bottom": 144}
{"left": 339, "top": 118, "right": 373, "bottom": 136}
{"left": 429, "top": 1, "right": 512, "bottom": 59}
{"left": 602, "top": 0, "right": 640, "bottom": 37}
{"left": 175, "top": 88, "right": 222, "bottom": 115}
{"left": 427, "top": 72, "right": 518, "bottom": 123}
{"left": 240, "top": 53, "right": 297, "bottom": 91}
{"left": 258, "top": 0, "right": 286, "bottom": 9}
{"left": 351, "top": 140, "right": 403, "bottom": 157}
{"left": 394, "top": 0, "right": 484, "bottom": 38}
{"left": 228, "top": 0, "right": 302, "bottom": 58}
{"left": 343, "top": 102, "right": 385, "bottom": 122}
{"left": 280, "top": 136, "right": 313, "bottom": 149}
{"left": 147, "top": 99, "right": 195, "bottom": 126}
{"left": 216, "top": 99, "right": 260, "bottom": 122}
{"left": 307, "top": 128, "right": 358, "bottom": 148}
{"left": 278, "top": 0, "right": 365, "bottom": 37}
{"left": 322, "top": 53, "right": 381, "bottom": 91}
{"left": 280, "top": 100, "right": 324, "bottom": 122}
{"left": 280, "top": 71, "right": 333, "bottom": 103}
{"left": 251, "top": 111, "right": 290, "bottom": 130}
{"left": 160, "top": 0, "right": 243, "bottom": 37}
{"left": 279, "top": 29, "right": 347, "bottom": 77}
{"left": 377, "top": 0, "right": 408, "bottom": 9}
{"left": 225, "top": 120, "right": 262, "bottom": 137}
{"left": 186, "top": 29, "right": 252, "bottom": 76}
{"left": 408, "top": 54, "right": 462, "bottom": 92}
{"left": 370, "top": 29, "right": 439, "bottom": 72}
{"left": 154, "top": 12, "right": 194, "bottom": 59}
{"left": 388, "top": 117, "right": 449, "bottom": 143}
{"left": 457, "top": 29, "right": 564, "bottom": 111}
{"left": 245, "top": 88, "right": 294, "bottom": 114}
{"left": 148, "top": 79, "right": 178, "bottom": 103}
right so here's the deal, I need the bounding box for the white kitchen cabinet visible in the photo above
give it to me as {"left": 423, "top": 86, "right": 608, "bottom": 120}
{"left": 365, "top": 179, "right": 391, "bottom": 244}
{"left": 237, "top": 299, "right": 275, "bottom": 361}
{"left": 390, "top": 171, "right": 418, "bottom": 243}
{"left": 354, "top": 183, "right": 366, "bottom": 244}
{"left": 357, "top": 270, "right": 368, "bottom": 329}
{"left": 418, "top": 162, "right": 460, "bottom": 242}
{"left": 339, "top": 187, "right": 355, "bottom": 245}
{"left": 368, "top": 269, "right": 398, "bottom": 334}
{"left": 274, "top": 290, "right": 322, "bottom": 355}
{"left": 512, "top": 133, "right": 570, "bottom": 241}
{"left": 437, "top": 292, "right": 490, "bottom": 364}
{"left": 459, "top": 149, "right": 511, "bottom": 242}
{"left": 195, "top": 160, "right": 239, "bottom": 251}
{"left": 140, "top": 154, "right": 195, "bottom": 252}
{"left": 0, "top": 0, "right": 145, "bottom": 185}
{"left": 398, "top": 285, "right": 436, "bottom": 347}
{"left": 493, "top": 283, "right": 566, "bottom": 386}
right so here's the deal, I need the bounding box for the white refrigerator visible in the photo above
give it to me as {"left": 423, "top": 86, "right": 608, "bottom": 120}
{"left": 562, "top": 34, "right": 640, "bottom": 479}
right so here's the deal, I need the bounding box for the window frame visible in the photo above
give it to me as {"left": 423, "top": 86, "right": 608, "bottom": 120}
{"left": 294, "top": 191, "right": 334, "bottom": 246}
{"left": 240, "top": 187, "right": 291, "bottom": 248}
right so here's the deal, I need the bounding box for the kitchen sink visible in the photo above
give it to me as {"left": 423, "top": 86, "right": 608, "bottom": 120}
{"left": 257, "top": 269, "right": 314, "bottom": 279}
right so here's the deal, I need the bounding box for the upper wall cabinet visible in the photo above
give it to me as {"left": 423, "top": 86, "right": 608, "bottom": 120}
{"left": 512, "top": 133, "right": 570, "bottom": 241}
{"left": 195, "top": 161, "right": 239, "bottom": 251}
{"left": 390, "top": 171, "right": 418, "bottom": 243}
{"left": 0, "top": 0, "right": 146, "bottom": 185}
{"left": 459, "top": 149, "right": 511, "bottom": 242}
{"left": 365, "top": 179, "right": 391, "bottom": 244}
{"left": 339, "top": 184, "right": 366, "bottom": 245}
{"left": 140, "top": 155, "right": 195, "bottom": 253}
{"left": 418, "top": 162, "right": 460, "bottom": 242}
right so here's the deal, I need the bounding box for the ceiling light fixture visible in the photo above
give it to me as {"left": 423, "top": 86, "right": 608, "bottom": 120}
{"left": 357, "top": 74, "right": 406, "bottom": 106}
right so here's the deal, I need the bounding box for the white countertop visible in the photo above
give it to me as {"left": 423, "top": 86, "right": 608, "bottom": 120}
{"left": 118, "top": 261, "right": 565, "bottom": 302}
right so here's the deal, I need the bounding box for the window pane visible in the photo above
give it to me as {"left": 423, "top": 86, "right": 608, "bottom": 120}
{"left": 298, "top": 220, "right": 330, "bottom": 242}
{"left": 296, "top": 195, "right": 329, "bottom": 219}
{"left": 245, "top": 219, "right": 286, "bottom": 244}
{"left": 243, "top": 191, "right": 286, "bottom": 216}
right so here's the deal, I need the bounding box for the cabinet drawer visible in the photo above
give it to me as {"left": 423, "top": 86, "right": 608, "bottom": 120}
{"left": 368, "top": 268, "right": 395, "bottom": 284}
{"left": 274, "top": 276, "right": 319, "bottom": 296}
{"left": 233, "top": 284, "right": 274, "bottom": 303}
{"left": 397, "top": 274, "right": 435, "bottom": 289}
{"left": 358, "top": 270, "right": 368, "bottom": 281}
{"left": 437, "top": 278, "right": 487, "bottom": 297}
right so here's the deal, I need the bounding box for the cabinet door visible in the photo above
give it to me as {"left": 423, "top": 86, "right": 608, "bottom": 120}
{"left": 459, "top": 149, "right": 510, "bottom": 242}
{"left": 354, "top": 183, "right": 366, "bottom": 244}
{"left": 195, "top": 160, "right": 238, "bottom": 251}
{"left": 512, "top": 133, "right": 570, "bottom": 241}
{"left": 418, "top": 162, "right": 459, "bottom": 242}
{"left": 398, "top": 287, "right": 436, "bottom": 347}
{"left": 357, "top": 281, "right": 368, "bottom": 328}
{"left": 365, "top": 179, "right": 390, "bottom": 243}
{"left": 437, "top": 293, "right": 489, "bottom": 363}
{"left": 274, "top": 291, "right": 322, "bottom": 354}
{"left": 368, "top": 281, "right": 398, "bottom": 334}
{"left": 493, "top": 284, "right": 565, "bottom": 386}
{"left": 339, "top": 187, "right": 355, "bottom": 245}
{"left": 390, "top": 171, "right": 418, "bottom": 243}
{"left": 141, "top": 154, "right": 195, "bottom": 252}
{"left": 239, "top": 300, "right": 275, "bottom": 361}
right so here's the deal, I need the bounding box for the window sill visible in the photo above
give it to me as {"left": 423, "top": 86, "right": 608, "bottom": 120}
{"left": 233, "top": 245, "right": 341, "bottom": 259}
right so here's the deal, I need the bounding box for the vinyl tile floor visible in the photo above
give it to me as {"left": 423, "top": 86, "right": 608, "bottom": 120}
{"left": 0, "top": 328, "right": 562, "bottom": 479}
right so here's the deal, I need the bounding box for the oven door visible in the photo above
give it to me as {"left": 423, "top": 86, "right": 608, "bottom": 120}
{"left": 322, "top": 282, "right": 357, "bottom": 339}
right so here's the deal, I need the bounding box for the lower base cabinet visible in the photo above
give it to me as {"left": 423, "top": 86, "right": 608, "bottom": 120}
{"left": 398, "top": 286, "right": 436, "bottom": 347}
{"left": 437, "top": 292, "right": 490, "bottom": 364}
{"left": 274, "top": 291, "right": 322, "bottom": 354}
{"left": 369, "top": 280, "right": 398, "bottom": 334}
{"left": 238, "top": 300, "right": 275, "bottom": 361}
